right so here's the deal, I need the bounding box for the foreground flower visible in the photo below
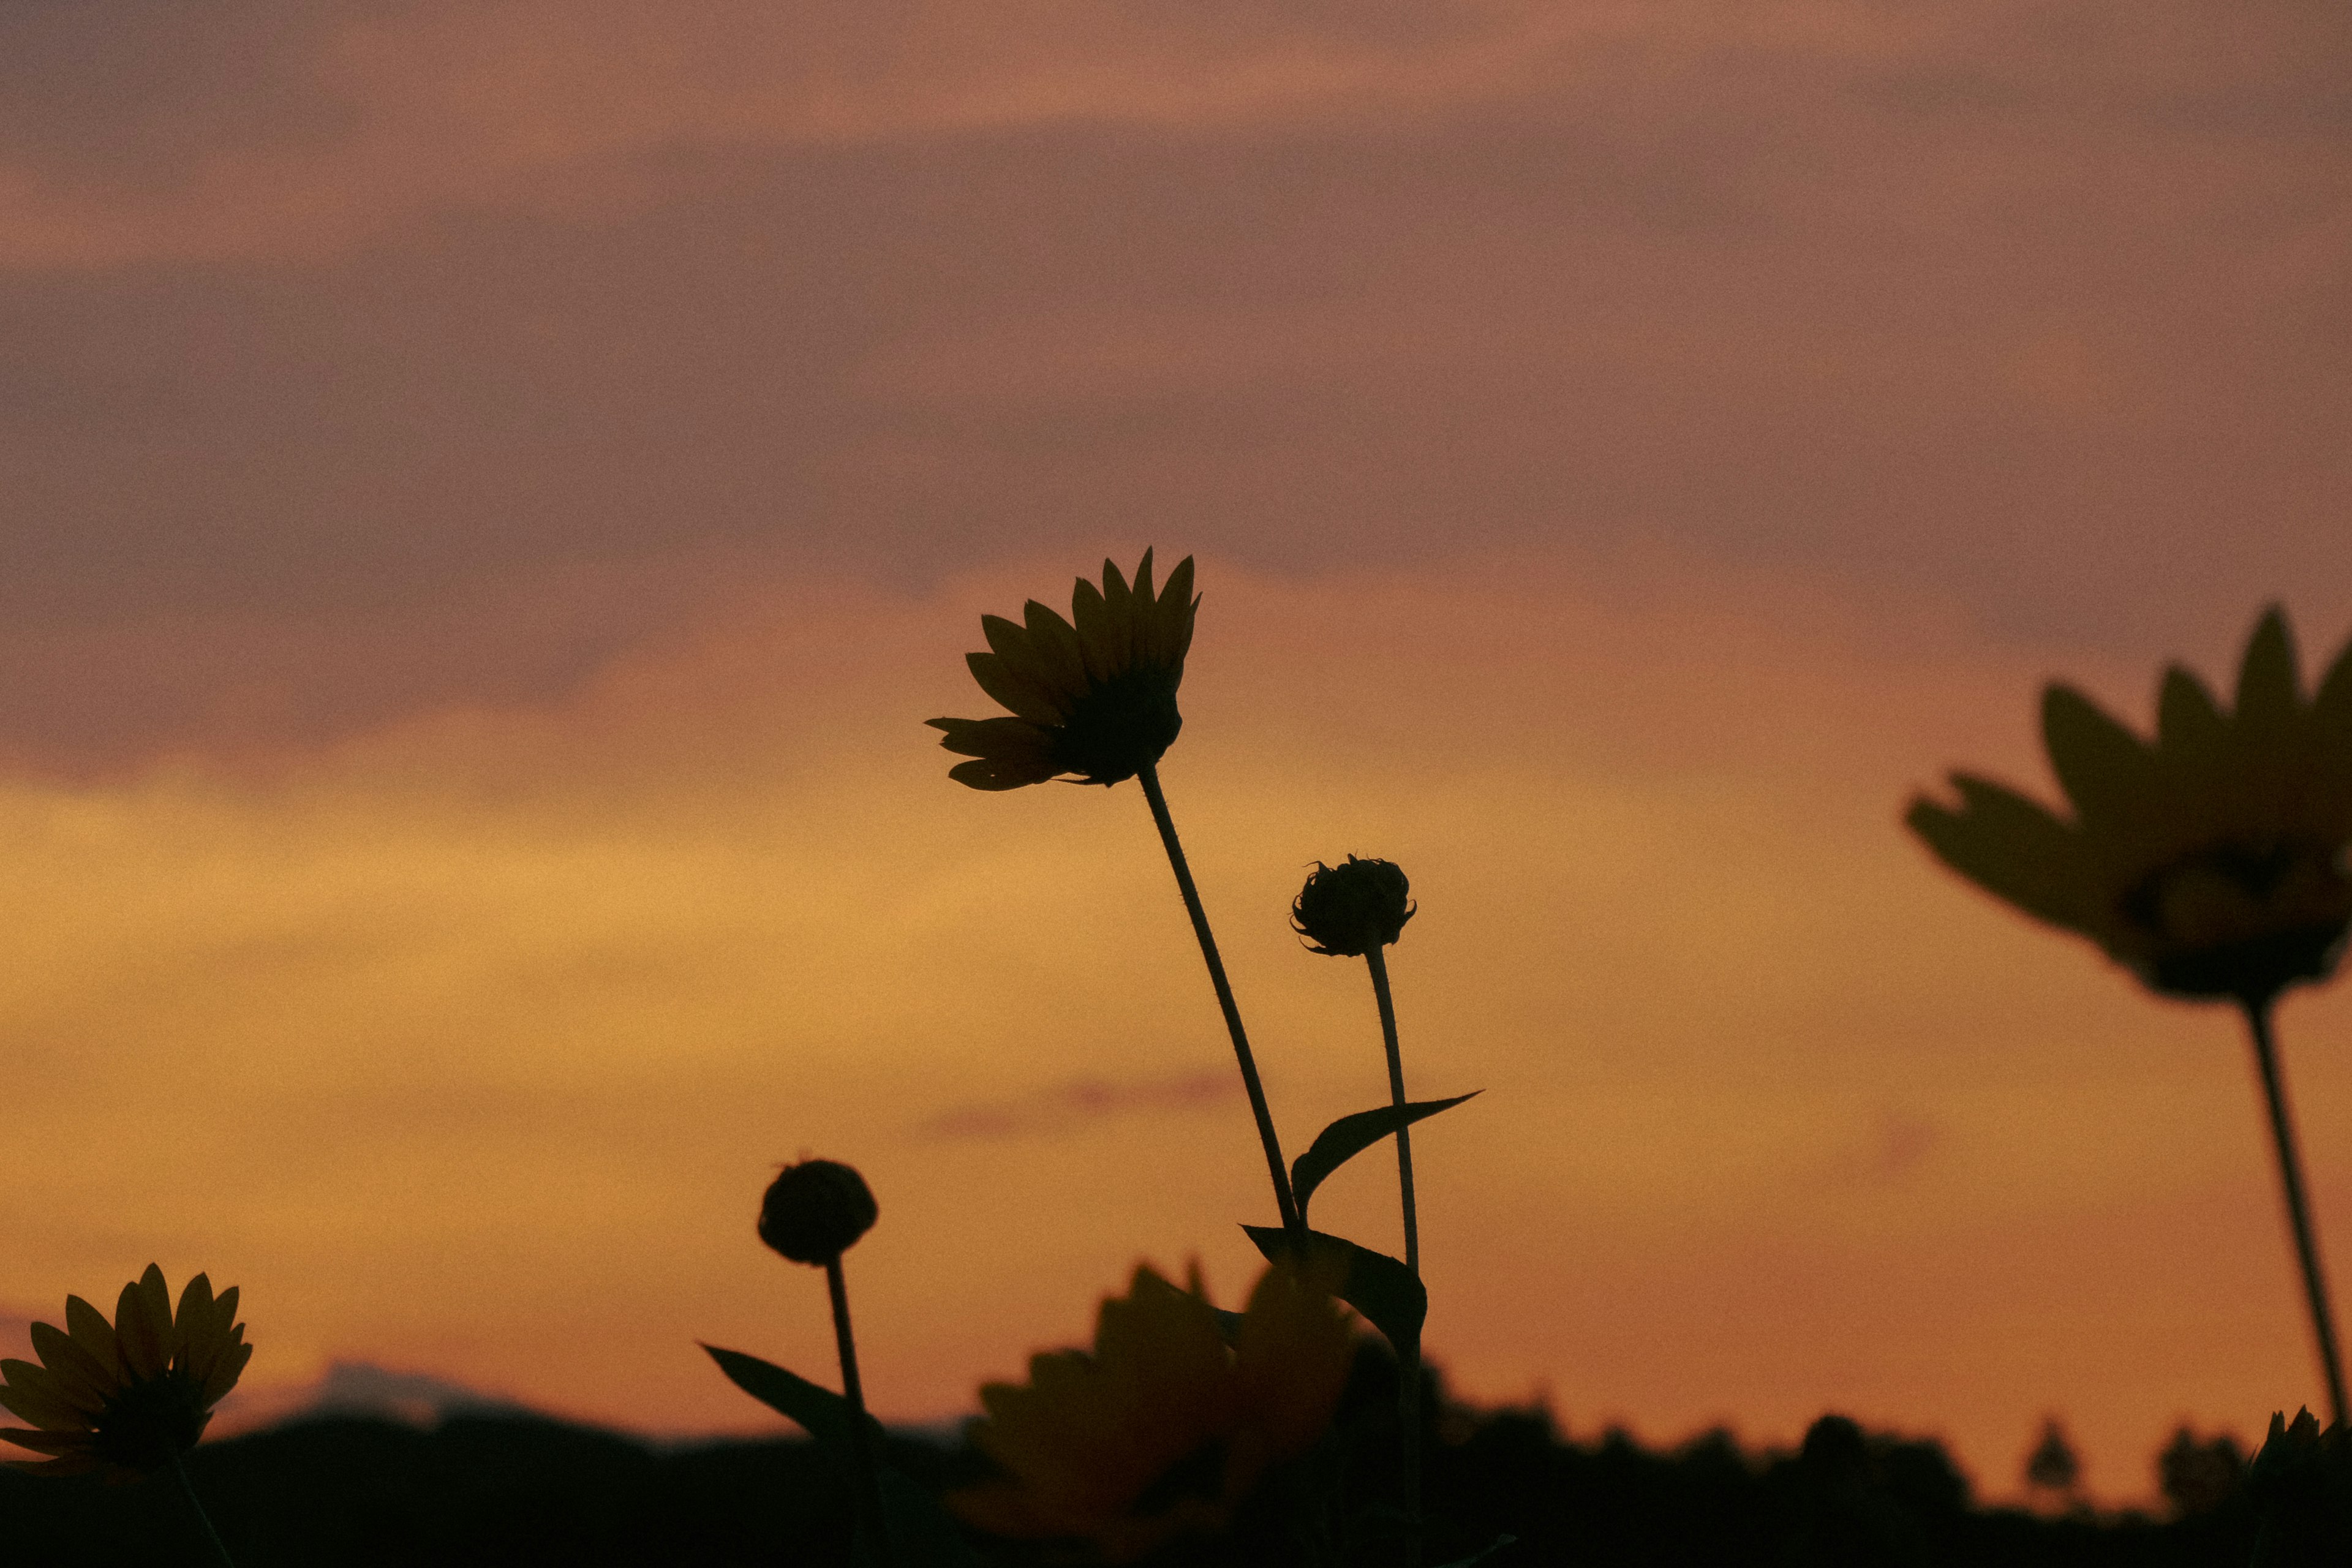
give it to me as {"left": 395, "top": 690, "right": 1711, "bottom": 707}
{"left": 1905, "top": 606, "right": 2352, "bottom": 1006}
{"left": 927, "top": 550, "right": 1198, "bottom": 790}
{"left": 0, "top": 1265, "right": 251, "bottom": 1479}
{"left": 925, "top": 549, "right": 1306, "bottom": 1247}
{"left": 1907, "top": 605, "right": 2352, "bottom": 1425}
{"left": 951, "top": 1261, "right": 1354, "bottom": 1562}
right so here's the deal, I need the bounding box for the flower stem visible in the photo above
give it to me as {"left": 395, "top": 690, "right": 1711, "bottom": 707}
{"left": 1364, "top": 943, "right": 1423, "bottom": 1564}
{"left": 2242, "top": 998, "right": 2348, "bottom": 1428}
{"left": 1136, "top": 761, "right": 1305, "bottom": 1250}
{"left": 170, "top": 1452, "right": 237, "bottom": 1568}
{"left": 826, "top": 1254, "right": 894, "bottom": 1568}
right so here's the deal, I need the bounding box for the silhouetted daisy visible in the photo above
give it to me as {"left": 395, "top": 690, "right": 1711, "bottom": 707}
{"left": 0, "top": 1265, "right": 251, "bottom": 1479}
{"left": 1909, "top": 605, "right": 2352, "bottom": 1425}
{"left": 1907, "top": 606, "right": 2352, "bottom": 1006}
{"left": 928, "top": 550, "right": 1197, "bottom": 790}
{"left": 951, "top": 1261, "right": 1353, "bottom": 1562}
{"left": 927, "top": 549, "right": 1308, "bottom": 1249}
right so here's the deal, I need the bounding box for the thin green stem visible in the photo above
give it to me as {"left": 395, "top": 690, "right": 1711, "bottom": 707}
{"left": 1364, "top": 943, "right": 1423, "bottom": 1565}
{"left": 1137, "top": 761, "right": 1306, "bottom": 1250}
{"left": 2243, "top": 998, "right": 2348, "bottom": 1429}
{"left": 170, "top": 1452, "right": 237, "bottom": 1568}
{"left": 826, "top": 1254, "right": 894, "bottom": 1568}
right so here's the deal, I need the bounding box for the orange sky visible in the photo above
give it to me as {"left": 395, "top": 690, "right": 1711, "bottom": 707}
{"left": 7, "top": 551, "right": 2352, "bottom": 1504}
{"left": 4, "top": 0, "right": 2352, "bottom": 1510}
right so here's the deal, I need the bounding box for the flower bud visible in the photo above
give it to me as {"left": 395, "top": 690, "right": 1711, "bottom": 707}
{"left": 1291, "top": 856, "right": 1415, "bottom": 957}
{"left": 758, "top": 1158, "right": 878, "bottom": 1265}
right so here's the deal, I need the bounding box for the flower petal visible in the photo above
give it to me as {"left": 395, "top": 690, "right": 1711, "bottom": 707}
{"left": 63, "top": 1296, "right": 123, "bottom": 1382}
{"left": 2041, "top": 684, "right": 2158, "bottom": 828}
{"left": 1021, "top": 601, "right": 1091, "bottom": 697}
{"left": 2236, "top": 605, "right": 2302, "bottom": 736}
{"left": 115, "top": 1269, "right": 171, "bottom": 1382}
{"left": 26, "top": 1324, "right": 113, "bottom": 1414}
{"left": 966, "top": 652, "right": 1071, "bottom": 725}
{"left": 200, "top": 1336, "right": 253, "bottom": 1407}
{"left": 2156, "top": 666, "right": 2229, "bottom": 762}
{"left": 1071, "top": 578, "right": 1118, "bottom": 680}
{"left": 0, "top": 1426, "right": 99, "bottom": 1456}
{"left": 1907, "top": 777, "right": 2096, "bottom": 936}
{"left": 1153, "top": 555, "right": 1198, "bottom": 669}
{"left": 173, "top": 1275, "right": 216, "bottom": 1360}
{"left": 0, "top": 1365, "right": 94, "bottom": 1432}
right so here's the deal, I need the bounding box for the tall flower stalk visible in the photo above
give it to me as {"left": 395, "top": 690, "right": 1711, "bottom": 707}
{"left": 759, "top": 1158, "right": 893, "bottom": 1567}
{"left": 1294, "top": 855, "right": 1425, "bottom": 1555}
{"left": 929, "top": 551, "right": 1306, "bottom": 1251}
{"left": 1909, "top": 606, "right": 2352, "bottom": 1424}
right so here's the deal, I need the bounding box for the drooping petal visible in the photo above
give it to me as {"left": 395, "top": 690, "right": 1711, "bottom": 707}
{"left": 2236, "top": 605, "right": 2302, "bottom": 737}
{"left": 966, "top": 652, "right": 1071, "bottom": 725}
{"left": 0, "top": 1365, "right": 92, "bottom": 1433}
{"left": 0, "top": 1427, "right": 99, "bottom": 1457}
{"left": 2041, "top": 684, "right": 2158, "bottom": 829}
{"left": 1906, "top": 777, "right": 2095, "bottom": 936}
{"left": 25, "top": 1324, "right": 113, "bottom": 1414}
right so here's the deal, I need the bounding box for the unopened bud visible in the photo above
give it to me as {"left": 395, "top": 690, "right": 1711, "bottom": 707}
{"left": 758, "top": 1159, "right": 878, "bottom": 1265}
{"left": 1291, "top": 856, "right": 1415, "bottom": 957}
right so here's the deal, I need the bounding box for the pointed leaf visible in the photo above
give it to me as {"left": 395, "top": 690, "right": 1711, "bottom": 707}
{"left": 1243, "top": 1226, "right": 1427, "bottom": 1356}
{"left": 703, "top": 1346, "right": 982, "bottom": 1566}
{"left": 1291, "top": 1093, "right": 1480, "bottom": 1219}
{"left": 704, "top": 1344, "right": 877, "bottom": 1450}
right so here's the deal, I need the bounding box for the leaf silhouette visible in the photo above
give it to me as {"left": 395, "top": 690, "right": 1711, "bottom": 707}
{"left": 1242, "top": 1226, "right": 1428, "bottom": 1356}
{"left": 1290, "top": 1091, "right": 1480, "bottom": 1221}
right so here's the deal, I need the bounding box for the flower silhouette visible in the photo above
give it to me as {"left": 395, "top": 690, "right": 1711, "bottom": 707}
{"left": 1292, "top": 856, "right": 1415, "bottom": 958}
{"left": 0, "top": 1265, "right": 252, "bottom": 1479}
{"left": 950, "top": 1260, "right": 1353, "bottom": 1562}
{"left": 1907, "top": 606, "right": 2352, "bottom": 1006}
{"left": 928, "top": 551, "right": 1198, "bottom": 790}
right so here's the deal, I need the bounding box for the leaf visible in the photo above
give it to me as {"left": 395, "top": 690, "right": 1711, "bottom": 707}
{"left": 1290, "top": 1093, "right": 1480, "bottom": 1221}
{"left": 703, "top": 1344, "right": 984, "bottom": 1567}
{"left": 1242, "top": 1226, "right": 1427, "bottom": 1356}
{"left": 704, "top": 1343, "right": 880, "bottom": 1450}
{"left": 1435, "top": 1535, "right": 1519, "bottom": 1567}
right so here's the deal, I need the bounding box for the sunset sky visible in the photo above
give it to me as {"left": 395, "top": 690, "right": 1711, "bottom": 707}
{"left": 4, "top": 0, "right": 2351, "bottom": 1506}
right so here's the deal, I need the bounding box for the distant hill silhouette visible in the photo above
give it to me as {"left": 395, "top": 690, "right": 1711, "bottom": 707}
{"left": 0, "top": 1349, "right": 2263, "bottom": 1566}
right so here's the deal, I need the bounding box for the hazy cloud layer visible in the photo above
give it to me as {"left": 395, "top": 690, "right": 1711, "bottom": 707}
{"left": 922, "top": 1068, "right": 1238, "bottom": 1140}
{"left": 0, "top": 0, "right": 2345, "bottom": 767}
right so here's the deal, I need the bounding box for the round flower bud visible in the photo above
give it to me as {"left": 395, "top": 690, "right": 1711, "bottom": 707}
{"left": 1291, "top": 856, "right": 1415, "bottom": 957}
{"left": 758, "top": 1158, "right": 878, "bottom": 1264}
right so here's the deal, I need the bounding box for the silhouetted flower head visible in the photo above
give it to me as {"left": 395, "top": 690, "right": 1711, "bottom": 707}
{"left": 1907, "top": 607, "right": 2352, "bottom": 1007}
{"left": 0, "top": 1265, "right": 252, "bottom": 1479}
{"left": 2248, "top": 1408, "right": 2352, "bottom": 1567}
{"left": 758, "top": 1159, "right": 878, "bottom": 1265}
{"left": 927, "top": 551, "right": 1199, "bottom": 790}
{"left": 1291, "top": 856, "right": 1415, "bottom": 957}
{"left": 949, "top": 1259, "right": 1354, "bottom": 1562}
